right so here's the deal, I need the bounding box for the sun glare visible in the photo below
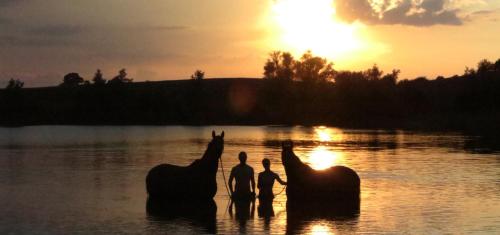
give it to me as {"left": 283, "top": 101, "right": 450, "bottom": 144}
{"left": 309, "top": 146, "right": 342, "bottom": 170}
{"left": 271, "top": 0, "right": 364, "bottom": 60}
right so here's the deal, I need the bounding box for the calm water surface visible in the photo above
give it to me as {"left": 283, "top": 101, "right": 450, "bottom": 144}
{"left": 0, "top": 126, "right": 499, "bottom": 234}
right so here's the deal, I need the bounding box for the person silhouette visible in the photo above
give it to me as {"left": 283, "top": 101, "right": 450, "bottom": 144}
{"left": 229, "top": 152, "right": 256, "bottom": 201}
{"left": 257, "top": 158, "right": 287, "bottom": 200}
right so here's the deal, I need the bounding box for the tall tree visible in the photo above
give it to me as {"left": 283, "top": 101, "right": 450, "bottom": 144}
{"left": 294, "top": 51, "right": 334, "bottom": 83}
{"left": 5, "top": 78, "right": 24, "bottom": 89}
{"left": 365, "top": 64, "right": 383, "bottom": 81}
{"left": 61, "top": 73, "right": 84, "bottom": 87}
{"left": 263, "top": 51, "right": 282, "bottom": 80}
{"left": 108, "top": 69, "right": 133, "bottom": 85}
{"left": 92, "top": 69, "right": 106, "bottom": 85}
{"left": 191, "top": 70, "right": 205, "bottom": 80}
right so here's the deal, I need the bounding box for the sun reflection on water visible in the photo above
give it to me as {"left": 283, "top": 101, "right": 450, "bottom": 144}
{"left": 314, "top": 126, "right": 343, "bottom": 142}
{"left": 310, "top": 223, "right": 334, "bottom": 235}
{"left": 316, "top": 128, "right": 332, "bottom": 142}
{"left": 308, "top": 146, "right": 343, "bottom": 170}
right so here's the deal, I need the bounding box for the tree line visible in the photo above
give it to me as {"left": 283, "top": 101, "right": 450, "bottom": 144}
{"left": 1, "top": 51, "right": 499, "bottom": 131}
{"left": 4, "top": 69, "right": 206, "bottom": 89}
{"left": 260, "top": 50, "right": 500, "bottom": 130}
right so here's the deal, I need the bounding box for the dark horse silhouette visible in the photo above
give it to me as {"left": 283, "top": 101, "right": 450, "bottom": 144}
{"left": 281, "top": 141, "right": 360, "bottom": 204}
{"left": 146, "top": 131, "right": 224, "bottom": 201}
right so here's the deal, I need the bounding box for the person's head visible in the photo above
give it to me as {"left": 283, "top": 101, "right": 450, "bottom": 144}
{"left": 262, "top": 158, "right": 271, "bottom": 170}
{"left": 238, "top": 152, "right": 247, "bottom": 164}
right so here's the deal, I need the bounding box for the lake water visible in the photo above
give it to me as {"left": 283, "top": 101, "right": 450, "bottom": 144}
{"left": 0, "top": 126, "right": 499, "bottom": 234}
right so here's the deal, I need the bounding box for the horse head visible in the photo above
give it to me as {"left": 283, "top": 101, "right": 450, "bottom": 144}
{"left": 281, "top": 140, "right": 295, "bottom": 164}
{"left": 210, "top": 130, "right": 225, "bottom": 158}
{"left": 281, "top": 140, "right": 311, "bottom": 181}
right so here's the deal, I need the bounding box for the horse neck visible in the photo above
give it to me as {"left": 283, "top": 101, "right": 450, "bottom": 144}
{"left": 199, "top": 143, "right": 220, "bottom": 172}
{"left": 282, "top": 150, "right": 307, "bottom": 177}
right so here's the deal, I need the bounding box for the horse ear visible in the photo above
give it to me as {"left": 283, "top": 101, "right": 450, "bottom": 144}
{"left": 282, "top": 140, "right": 293, "bottom": 149}
{"left": 212, "top": 131, "right": 215, "bottom": 138}
{"left": 221, "top": 131, "right": 225, "bottom": 138}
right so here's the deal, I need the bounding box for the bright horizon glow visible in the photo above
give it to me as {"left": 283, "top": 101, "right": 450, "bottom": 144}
{"left": 316, "top": 127, "right": 333, "bottom": 142}
{"left": 271, "top": 0, "right": 365, "bottom": 61}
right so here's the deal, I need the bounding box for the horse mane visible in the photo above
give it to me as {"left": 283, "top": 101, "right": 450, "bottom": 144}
{"left": 193, "top": 134, "right": 223, "bottom": 172}
{"left": 201, "top": 139, "right": 217, "bottom": 160}
{"left": 282, "top": 144, "right": 313, "bottom": 180}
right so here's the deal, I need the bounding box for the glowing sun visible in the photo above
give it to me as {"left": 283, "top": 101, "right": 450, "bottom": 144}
{"left": 271, "top": 0, "right": 364, "bottom": 60}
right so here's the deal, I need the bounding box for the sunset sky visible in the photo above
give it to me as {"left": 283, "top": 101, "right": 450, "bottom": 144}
{"left": 1, "top": 0, "right": 499, "bottom": 87}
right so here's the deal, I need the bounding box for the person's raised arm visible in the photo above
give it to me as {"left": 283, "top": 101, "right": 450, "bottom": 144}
{"left": 276, "top": 174, "right": 287, "bottom": 185}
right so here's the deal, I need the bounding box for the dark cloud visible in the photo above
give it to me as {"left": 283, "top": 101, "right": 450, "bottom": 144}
{"left": 0, "top": 24, "right": 85, "bottom": 47}
{"left": 28, "top": 25, "right": 86, "bottom": 37}
{"left": 0, "top": 35, "right": 79, "bottom": 47}
{"left": 335, "top": 0, "right": 463, "bottom": 26}
{"left": 0, "top": 16, "right": 9, "bottom": 24}
{"left": 149, "top": 25, "right": 189, "bottom": 31}
{"left": 0, "top": 23, "right": 187, "bottom": 48}
{"left": 471, "top": 10, "right": 495, "bottom": 15}
{"left": 464, "top": 9, "right": 500, "bottom": 22}
{"left": 0, "top": 0, "right": 18, "bottom": 7}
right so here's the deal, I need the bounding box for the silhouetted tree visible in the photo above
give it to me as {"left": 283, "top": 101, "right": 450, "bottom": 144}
{"left": 92, "top": 69, "right": 106, "bottom": 85}
{"left": 5, "top": 78, "right": 24, "bottom": 89}
{"left": 108, "top": 69, "right": 133, "bottom": 85}
{"left": 476, "top": 59, "right": 495, "bottom": 79}
{"left": 294, "top": 51, "right": 335, "bottom": 83}
{"left": 464, "top": 66, "right": 476, "bottom": 78}
{"left": 61, "top": 73, "right": 84, "bottom": 87}
{"left": 333, "top": 71, "right": 366, "bottom": 86}
{"left": 381, "top": 69, "right": 400, "bottom": 85}
{"left": 191, "top": 70, "right": 205, "bottom": 80}
{"left": 263, "top": 51, "right": 279, "bottom": 79}
{"left": 263, "top": 51, "right": 294, "bottom": 81}
{"left": 495, "top": 59, "right": 500, "bottom": 71}
{"left": 277, "top": 52, "right": 294, "bottom": 81}
{"left": 365, "top": 64, "right": 383, "bottom": 81}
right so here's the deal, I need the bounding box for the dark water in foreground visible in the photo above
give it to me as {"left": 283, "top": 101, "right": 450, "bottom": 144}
{"left": 0, "top": 126, "right": 499, "bottom": 234}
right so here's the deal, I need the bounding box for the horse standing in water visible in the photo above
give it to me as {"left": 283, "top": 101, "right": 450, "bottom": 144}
{"left": 146, "top": 131, "right": 224, "bottom": 201}
{"left": 281, "top": 141, "right": 360, "bottom": 204}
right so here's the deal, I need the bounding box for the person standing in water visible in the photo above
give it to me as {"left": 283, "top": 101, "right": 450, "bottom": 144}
{"left": 257, "top": 158, "right": 287, "bottom": 200}
{"left": 229, "top": 152, "right": 256, "bottom": 200}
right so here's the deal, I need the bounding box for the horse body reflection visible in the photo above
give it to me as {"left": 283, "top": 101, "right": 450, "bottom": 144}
{"left": 146, "top": 198, "right": 217, "bottom": 234}
{"left": 286, "top": 198, "right": 360, "bottom": 234}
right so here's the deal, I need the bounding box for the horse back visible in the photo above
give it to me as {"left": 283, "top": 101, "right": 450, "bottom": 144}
{"left": 146, "top": 162, "right": 217, "bottom": 200}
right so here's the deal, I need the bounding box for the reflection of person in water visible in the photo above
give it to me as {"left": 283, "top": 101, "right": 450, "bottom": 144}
{"left": 229, "top": 152, "right": 256, "bottom": 200}
{"left": 229, "top": 195, "right": 255, "bottom": 233}
{"left": 257, "top": 158, "right": 287, "bottom": 200}
{"left": 257, "top": 197, "right": 274, "bottom": 230}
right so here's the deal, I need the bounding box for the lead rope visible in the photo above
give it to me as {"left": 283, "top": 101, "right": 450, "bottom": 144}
{"left": 275, "top": 185, "right": 287, "bottom": 196}
{"left": 219, "top": 157, "right": 232, "bottom": 198}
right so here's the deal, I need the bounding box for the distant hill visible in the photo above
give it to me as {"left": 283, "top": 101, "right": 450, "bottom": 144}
{"left": 1, "top": 77, "right": 499, "bottom": 132}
